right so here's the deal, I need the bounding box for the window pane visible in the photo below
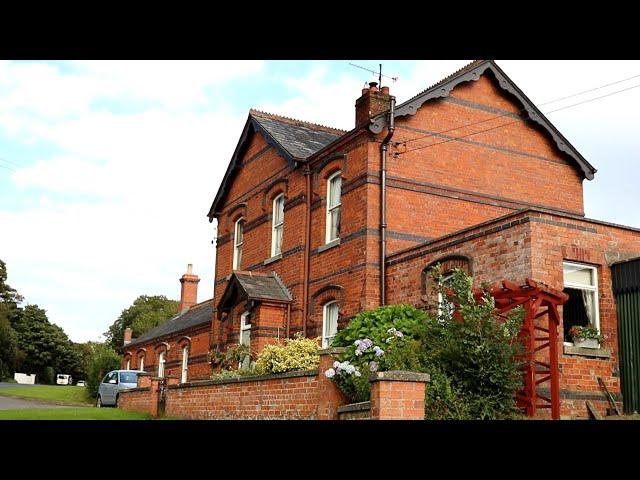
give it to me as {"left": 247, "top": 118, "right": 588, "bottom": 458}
{"left": 274, "top": 196, "right": 284, "bottom": 224}
{"left": 236, "top": 245, "right": 242, "bottom": 269}
{"left": 274, "top": 225, "right": 283, "bottom": 255}
{"left": 330, "top": 207, "right": 341, "bottom": 240}
{"left": 236, "top": 221, "right": 243, "bottom": 245}
{"left": 564, "top": 263, "right": 594, "bottom": 286}
{"left": 324, "top": 302, "right": 338, "bottom": 340}
{"left": 329, "top": 175, "right": 341, "bottom": 208}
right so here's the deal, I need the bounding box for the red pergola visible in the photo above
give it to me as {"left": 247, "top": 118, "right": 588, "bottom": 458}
{"left": 473, "top": 278, "right": 568, "bottom": 420}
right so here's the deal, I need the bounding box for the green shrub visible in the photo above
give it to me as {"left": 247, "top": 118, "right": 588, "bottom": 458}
{"left": 254, "top": 335, "right": 320, "bottom": 374}
{"left": 86, "top": 344, "right": 121, "bottom": 400}
{"left": 325, "top": 268, "right": 525, "bottom": 419}
{"left": 329, "top": 305, "right": 429, "bottom": 403}
{"left": 40, "top": 366, "right": 55, "bottom": 385}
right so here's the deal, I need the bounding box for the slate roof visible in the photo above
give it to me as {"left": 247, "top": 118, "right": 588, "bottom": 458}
{"left": 250, "top": 110, "right": 345, "bottom": 160}
{"left": 208, "top": 111, "right": 345, "bottom": 219}
{"left": 126, "top": 299, "right": 213, "bottom": 347}
{"left": 218, "top": 271, "right": 292, "bottom": 312}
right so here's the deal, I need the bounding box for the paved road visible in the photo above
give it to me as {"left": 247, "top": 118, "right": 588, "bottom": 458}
{"left": 0, "top": 395, "right": 66, "bottom": 410}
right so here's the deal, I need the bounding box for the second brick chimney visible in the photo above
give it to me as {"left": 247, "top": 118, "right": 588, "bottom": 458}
{"left": 179, "top": 264, "right": 200, "bottom": 312}
{"left": 124, "top": 327, "right": 132, "bottom": 345}
{"left": 355, "top": 82, "right": 391, "bottom": 128}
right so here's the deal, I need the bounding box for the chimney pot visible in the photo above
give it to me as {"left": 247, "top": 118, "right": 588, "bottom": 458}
{"left": 381, "top": 86, "right": 390, "bottom": 94}
{"left": 187, "top": 263, "right": 193, "bottom": 274}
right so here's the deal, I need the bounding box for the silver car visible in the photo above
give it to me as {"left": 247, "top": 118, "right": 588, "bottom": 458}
{"left": 96, "top": 370, "right": 140, "bottom": 408}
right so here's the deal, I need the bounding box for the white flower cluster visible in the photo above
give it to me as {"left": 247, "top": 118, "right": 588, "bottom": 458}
{"left": 324, "top": 360, "right": 361, "bottom": 379}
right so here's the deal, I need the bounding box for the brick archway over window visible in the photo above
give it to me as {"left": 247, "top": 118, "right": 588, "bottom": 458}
{"left": 421, "top": 254, "right": 473, "bottom": 303}
{"left": 309, "top": 284, "right": 344, "bottom": 339}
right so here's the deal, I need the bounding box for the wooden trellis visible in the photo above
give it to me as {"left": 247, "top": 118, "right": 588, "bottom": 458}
{"left": 472, "top": 278, "right": 568, "bottom": 420}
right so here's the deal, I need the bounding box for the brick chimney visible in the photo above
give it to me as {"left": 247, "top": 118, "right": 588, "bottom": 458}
{"left": 355, "top": 82, "right": 391, "bottom": 128}
{"left": 179, "top": 264, "right": 200, "bottom": 312}
{"left": 124, "top": 327, "right": 132, "bottom": 345}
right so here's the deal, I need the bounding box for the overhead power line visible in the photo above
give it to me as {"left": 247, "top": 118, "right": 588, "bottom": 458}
{"left": 398, "top": 72, "right": 640, "bottom": 147}
{"left": 396, "top": 81, "right": 640, "bottom": 156}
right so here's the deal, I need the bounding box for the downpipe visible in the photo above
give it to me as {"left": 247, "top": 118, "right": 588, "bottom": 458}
{"left": 380, "top": 96, "right": 396, "bottom": 306}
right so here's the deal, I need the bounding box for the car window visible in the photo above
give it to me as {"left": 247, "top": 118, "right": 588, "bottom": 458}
{"left": 102, "top": 373, "right": 112, "bottom": 384}
{"left": 120, "top": 372, "right": 137, "bottom": 384}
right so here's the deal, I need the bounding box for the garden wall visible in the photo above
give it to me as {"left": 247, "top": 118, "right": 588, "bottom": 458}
{"left": 118, "top": 349, "right": 430, "bottom": 420}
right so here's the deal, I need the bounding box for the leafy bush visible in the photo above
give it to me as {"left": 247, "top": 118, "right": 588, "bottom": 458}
{"left": 254, "top": 334, "right": 320, "bottom": 374}
{"left": 330, "top": 306, "right": 430, "bottom": 403}
{"left": 41, "top": 366, "right": 55, "bottom": 385}
{"left": 326, "top": 268, "right": 525, "bottom": 419}
{"left": 86, "top": 343, "right": 121, "bottom": 400}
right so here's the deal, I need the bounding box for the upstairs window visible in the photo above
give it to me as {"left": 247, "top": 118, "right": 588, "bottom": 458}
{"left": 233, "top": 217, "right": 244, "bottom": 270}
{"left": 562, "top": 261, "right": 600, "bottom": 342}
{"left": 322, "top": 301, "right": 339, "bottom": 348}
{"left": 326, "top": 171, "right": 342, "bottom": 243}
{"left": 138, "top": 355, "right": 145, "bottom": 372}
{"left": 271, "top": 194, "right": 285, "bottom": 257}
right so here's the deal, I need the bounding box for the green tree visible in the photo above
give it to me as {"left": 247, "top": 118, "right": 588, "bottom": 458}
{"left": 0, "top": 316, "right": 19, "bottom": 380}
{"left": 0, "top": 259, "right": 23, "bottom": 380}
{"left": 86, "top": 343, "right": 121, "bottom": 400}
{"left": 11, "top": 304, "right": 84, "bottom": 383}
{"left": 104, "top": 295, "right": 179, "bottom": 353}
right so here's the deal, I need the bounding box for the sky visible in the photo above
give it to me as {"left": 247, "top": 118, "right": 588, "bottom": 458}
{"left": 1, "top": 60, "right": 639, "bottom": 343}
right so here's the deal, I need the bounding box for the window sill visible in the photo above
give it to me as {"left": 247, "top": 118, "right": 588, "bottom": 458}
{"left": 318, "top": 238, "right": 340, "bottom": 254}
{"left": 263, "top": 253, "right": 282, "bottom": 266}
{"left": 563, "top": 344, "right": 611, "bottom": 359}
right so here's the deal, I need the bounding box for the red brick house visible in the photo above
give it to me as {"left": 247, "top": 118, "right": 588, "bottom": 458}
{"left": 205, "top": 59, "right": 640, "bottom": 418}
{"left": 122, "top": 265, "right": 212, "bottom": 382}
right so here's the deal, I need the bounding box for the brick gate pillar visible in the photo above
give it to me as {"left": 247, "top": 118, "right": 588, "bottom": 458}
{"left": 317, "top": 347, "right": 348, "bottom": 420}
{"left": 369, "top": 371, "right": 430, "bottom": 420}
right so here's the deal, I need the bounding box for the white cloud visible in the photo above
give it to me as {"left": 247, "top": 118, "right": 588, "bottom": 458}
{"left": 1, "top": 59, "right": 640, "bottom": 343}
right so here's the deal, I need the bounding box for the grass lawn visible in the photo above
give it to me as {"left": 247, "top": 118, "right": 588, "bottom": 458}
{"left": 0, "top": 407, "right": 151, "bottom": 420}
{"left": 0, "top": 385, "right": 91, "bottom": 405}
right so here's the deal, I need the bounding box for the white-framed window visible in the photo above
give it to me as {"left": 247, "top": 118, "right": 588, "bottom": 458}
{"left": 233, "top": 217, "right": 244, "bottom": 270}
{"left": 239, "top": 312, "right": 251, "bottom": 369}
{"left": 322, "top": 301, "right": 339, "bottom": 348}
{"left": 125, "top": 358, "right": 130, "bottom": 370}
{"left": 181, "top": 345, "right": 189, "bottom": 384}
{"left": 325, "top": 171, "right": 342, "bottom": 243}
{"left": 437, "top": 272, "right": 455, "bottom": 319}
{"left": 271, "top": 193, "right": 285, "bottom": 257}
{"left": 157, "top": 351, "right": 166, "bottom": 378}
{"left": 139, "top": 356, "right": 144, "bottom": 372}
{"left": 562, "top": 261, "right": 600, "bottom": 342}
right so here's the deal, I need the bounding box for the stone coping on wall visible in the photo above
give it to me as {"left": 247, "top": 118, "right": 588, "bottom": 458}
{"left": 563, "top": 345, "right": 612, "bottom": 359}
{"left": 120, "top": 387, "right": 151, "bottom": 393}
{"left": 369, "top": 371, "right": 431, "bottom": 383}
{"left": 337, "top": 401, "right": 371, "bottom": 414}
{"left": 169, "top": 369, "right": 319, "bottom": 389}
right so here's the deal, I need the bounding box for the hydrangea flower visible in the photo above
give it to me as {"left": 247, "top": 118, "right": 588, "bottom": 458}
{"left": 374, "top": 346, "right": 385, "bottom": 357}
{"left": 324, "top": 368, "right": 335, "bottom": 378}
{"left": 333, "top": 361, "right": 340, "bottom": 368}
{"left": 369, "top": 361, "right": 378, "bottom": 372}
{"left": 354, "top": 371, "right": 361, "bottom": 377}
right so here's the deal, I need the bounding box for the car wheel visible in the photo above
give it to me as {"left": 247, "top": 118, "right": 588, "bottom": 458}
{"left": 96, "top": 396, "right": 102, "bottom": 408}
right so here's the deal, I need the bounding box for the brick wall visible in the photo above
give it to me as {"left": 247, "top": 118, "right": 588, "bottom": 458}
{"left": 118, "top": 387, "right": 150, "bottom": 414}
{"left": 122, "top": 324, "right": 211, "bottom": 381}
{"left": 386, "top": 208, "right": 640, "bottom": 418}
